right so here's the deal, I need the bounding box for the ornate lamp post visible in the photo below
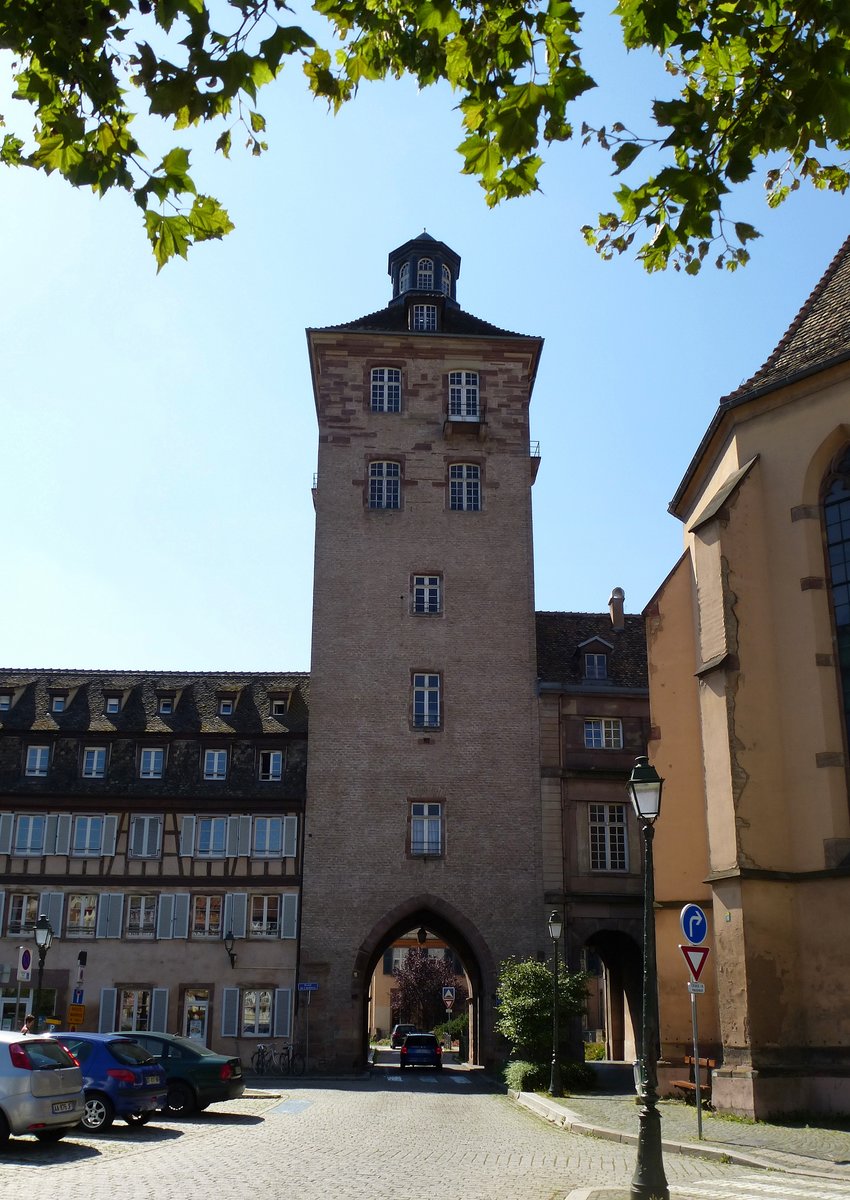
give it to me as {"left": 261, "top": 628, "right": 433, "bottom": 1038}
{"left": 33, "top": 914, "right": 54, "bottom": 1032}
{"left": 627, "top": 755, "right": 669, "bottom": 1200}
{"left": 548, "top": 910, "right": 563, "bottom": 1098}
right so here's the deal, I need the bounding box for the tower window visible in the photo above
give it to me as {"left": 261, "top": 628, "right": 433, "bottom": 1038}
{"left": 448, "top": 371, "right": 480, "bottom": 420}
{"left": 441, "top": 264, "right": 451, "bottom": 295}
{"left": 412, "top": 673, "right": 441, "bottom": 728}
{"left": 410, "top": 802, "right": 442, "bottom": 856}
{"left": 417, "top": 257, "right": 434, "bottom": 289}
{"left": 412, "top": 575, "right": 441, "bottom": 615}
{"left": 399, "top": 262, "right": 410, "bottom": 293}
{"left": 449, "top": 463, "right": 481, "bottom": 512}
{"left": 410, "top": 305, "right": 437, "bottom": 332}
{"left": 584, "top": 718, "right": 623, "bottom": 749}
{"left": 371, "top": 367, "right": 402, "bottom": 413}
{"left": 369, "top": 461, "right": 401, "bottom": 510}
{"left": 589, "top": 804, "right": 628, "bottom": 871}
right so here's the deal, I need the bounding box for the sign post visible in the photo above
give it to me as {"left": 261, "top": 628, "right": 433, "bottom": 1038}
{"left": 442, "top": 987, "right": 455, "bottom": 1050}
{"left": 679, "top": 904, "right": 709, "bottom": 1140}
{"left": 298, "top": 982, "right": 318, "bottom": 1073}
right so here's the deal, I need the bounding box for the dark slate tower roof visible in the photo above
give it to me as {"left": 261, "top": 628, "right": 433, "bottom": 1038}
{"left": 308, "top": 231, "right": 538, "bottom": 340}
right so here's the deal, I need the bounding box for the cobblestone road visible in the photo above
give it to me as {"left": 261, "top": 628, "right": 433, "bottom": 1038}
{"left": 0, "top": 1070, "right": 843, "bottom": 1200}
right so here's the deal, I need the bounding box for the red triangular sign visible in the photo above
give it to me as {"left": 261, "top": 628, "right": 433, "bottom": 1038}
{"left": 679, "top": 944, "right": 710, "bottom": 982}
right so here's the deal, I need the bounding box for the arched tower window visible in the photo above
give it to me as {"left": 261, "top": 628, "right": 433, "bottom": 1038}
{"left": 441, "top": 264, "right": 451, "bottom": 295}
{"left": 824, "top": 445, "right": 850, "bottom": 748}
{"left": 399, "top": 262, "right": 410, "bottom": 293}
{"left": 417, "top": 258, "right": 433, "bottom": 289}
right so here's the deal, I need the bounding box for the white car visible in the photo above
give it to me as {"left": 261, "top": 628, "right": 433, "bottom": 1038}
{"left": 0, "top": 1031, "right": 84, "bottom": 1145}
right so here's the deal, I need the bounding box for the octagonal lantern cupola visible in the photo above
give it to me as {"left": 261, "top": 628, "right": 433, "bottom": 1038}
{"left": 388, "top": 232, "right": 461, "bottom": 310}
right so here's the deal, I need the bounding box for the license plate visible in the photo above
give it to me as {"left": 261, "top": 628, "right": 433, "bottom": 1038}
{"left": 148, "top": 1075, "right": 161, "bottom": 1085}
{"left": 52, "top": 1100, "right": 75, "bottom": 1114}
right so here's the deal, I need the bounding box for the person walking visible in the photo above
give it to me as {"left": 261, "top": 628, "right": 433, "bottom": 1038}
{"left": 20, "top": 1014, "right": 35, "bottom": 1035}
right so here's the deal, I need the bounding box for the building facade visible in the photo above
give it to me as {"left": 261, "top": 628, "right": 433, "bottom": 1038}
{"left": 537, "top": 593, "right": 650, "bottom": 1060}
{"left": 648, "top": 238, "right": 850, "bottom": 1116}
{"left": 0, "top": 671, "right": 307, "bottom": 1057}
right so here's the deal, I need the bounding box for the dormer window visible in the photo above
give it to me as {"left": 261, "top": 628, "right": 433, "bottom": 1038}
{"left": 271, "top": 695, "right": 290, "bottom": 718}
{"left": 585, "top": 653, "right": 608, "bottom": 680}
{"left": 0, "top": 693, "right": 12, "bottom": 712}
{"left": 50, "top": 694, "right": 67, "bottom": 713}
{"left": 218, "top": 696, "right": 234, "bottom": 716}
{"left": 104, "top": 694, "right": 121, "bottom": 715}
{"left": 417, "top": 257, "right": 433, "bottom": 289}
{"left": 411, "top": 304, "right": 437, "bottom": 332}
{"left": 441, "top": 265, "right": 451, "bottom": 295}
{"left": 158, "top": 695, "right": 174, "bottom": 716}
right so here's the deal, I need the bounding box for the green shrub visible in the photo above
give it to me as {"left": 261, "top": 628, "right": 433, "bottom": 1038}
{"left": 562, "top": 1061, "right": 596, "bottom": 1091}
{"left": 584, "top": 1041, "right": 605, "bottom": 1061}
{"left": 503, "top": 1060, "right": 548, "bottom": 1092}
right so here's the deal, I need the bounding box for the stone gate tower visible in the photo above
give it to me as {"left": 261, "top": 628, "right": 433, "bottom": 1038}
{"left": 300, "top": 234, "right": 544, "bottom": 1070}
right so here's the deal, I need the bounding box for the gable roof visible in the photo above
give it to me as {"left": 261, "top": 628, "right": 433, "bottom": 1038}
{"left": 535, "top": 612, "right": 647, "bottom": 689}
{"left": 720, "top": 235, "right": 850, "bottom": 408}
{"left": 670, "top": 236, "right": 850, "bottom": 516}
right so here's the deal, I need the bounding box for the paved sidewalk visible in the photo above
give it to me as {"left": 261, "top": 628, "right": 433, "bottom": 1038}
{"left": 512, "top": 1087, "right": 850, "bottom": 1199}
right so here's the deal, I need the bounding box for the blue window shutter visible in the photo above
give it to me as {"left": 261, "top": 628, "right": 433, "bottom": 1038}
{"left": 39, "top": 892, "right": 64, "bottom": 934}
{"left": 99, "top": 988, "right": 117, "bottom": 1032}
{"left": 150, "top": 988, "right": 169, "bottom": 1032}
{"left": 273, "top": 989, "right": 292, "bottom": 1038}
{"left": 0, "top": 815, "right": 12, "bottom": 855}
{"left": 156, "top": 894, "right": 175, "bottom": 939}
{"left": 283, "top": 815, "right": 298, "bottom": 858}
{"left": 173, "top": 893, "right": 190, "bottom": 939}
{"left": 54, "top": 814, "right": 72, "bottom": 856}
{"left": 102, "top": 815, "right": 118, "bottom": 856}
{"left": 221, "top": 987, "right": 240, "bottom": 1038}
{"left": 179, "top": 815, "right": 195, "bottom": 857}
{"left": 281, "top": 893, "right": 297, "bottom": 939}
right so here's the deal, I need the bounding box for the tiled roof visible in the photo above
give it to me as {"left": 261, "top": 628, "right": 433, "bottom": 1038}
{"left": 310, "top": 304, "right": 534, "bottom": 340}
{"left": 721, "top": 234, "right": 850, "bottom": 407}
{"left": 0, "top": 670, "right": 309, "bottom": 735}
{"left": 535, "top": 612, "right": 647, "bottom": 688}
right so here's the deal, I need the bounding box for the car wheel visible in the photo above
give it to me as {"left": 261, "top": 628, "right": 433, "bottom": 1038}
{"left": 196, "top": 1102, "right": 210, "bottom": 1112}
{"left": 166, "top": 1082, "right": 196, "bottom": 1116}
{"left": 125, "top": 1112, "right": 152, "bottom": 1126}
{"left": 35, "top": 1128, "right": 68, "bottom": 1142}
{"left": 0, "top": 1114, "right": 10, "bottom": 1149}
{"left": 83, "top": 1093, "right": 115, "bottom": 1132}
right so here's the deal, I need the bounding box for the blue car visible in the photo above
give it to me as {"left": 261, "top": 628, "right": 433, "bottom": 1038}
{"left": 51, "top": 1033, "right": 167, "bottom": 1132}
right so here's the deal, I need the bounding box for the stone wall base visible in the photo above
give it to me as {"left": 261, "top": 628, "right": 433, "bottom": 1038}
{"left": 711, "top": 1068, "right": 850, "bottom": 1119}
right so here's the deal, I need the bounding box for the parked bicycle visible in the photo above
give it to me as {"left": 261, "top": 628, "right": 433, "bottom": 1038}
{"left": 250, "top": 1042, "right": 305, "bottom": 1077}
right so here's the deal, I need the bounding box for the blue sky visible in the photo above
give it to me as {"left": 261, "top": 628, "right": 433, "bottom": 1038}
{"left": 3, "top": 10, "right": 849, "bottom": 672}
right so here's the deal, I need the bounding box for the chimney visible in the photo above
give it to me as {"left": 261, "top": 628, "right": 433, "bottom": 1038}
{"left": 608, "top": 587, "right": 625, "bottom": 630}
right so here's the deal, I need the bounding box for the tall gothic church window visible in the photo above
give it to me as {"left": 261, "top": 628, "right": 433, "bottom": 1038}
{"left": 824, "top": 446, "right": 850, "bottom": 748}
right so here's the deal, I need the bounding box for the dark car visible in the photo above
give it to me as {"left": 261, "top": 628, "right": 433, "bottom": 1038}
{"left": 390, "top": 1024, "right": 417, "bottom": 1049}
{"left": 51, "top": 1033, "right": 166, "bottom": 1131}
{"left": 118, "top": 1032, "right": 244, "bottom": 1115}
{"left": 399, "top": 1033, "right": 442, "bottom": 1070}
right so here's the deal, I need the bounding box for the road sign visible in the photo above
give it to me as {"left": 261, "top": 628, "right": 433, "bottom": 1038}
{"left": 680, "top": 904, "right": 708, "bottom": 945}
{"left": 67, "top": 1004, "right": 85, "bottom": 1025}
{"left": 17, "top": 946, "right": 32, "bottom": 983}
{"left": 679, "top": 944, "right": 710, "bottom": 982}
{"left": 442, "top": 987, "right": 455, "bottom": 1008}
{"left": 72, "top": 989, "right": 84, "bottom": 1005}
{"left": 298, "top": 982, "right": 319, "bottom": 991}
{"left": 687, "top": 982, "right": 706, "bottom": 994}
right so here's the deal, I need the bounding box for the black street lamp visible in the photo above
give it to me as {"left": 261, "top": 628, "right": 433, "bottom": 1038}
{"left": 33, "top": 914, "right": 54, "bottom": 1033}
{"left": 224, "top": 929, "right": 237, "bottom": 969}
{"left": 627, "top": 755, "right": 669, "bottom": 1200}
{"left": 548, "top": 910, "right": 563, "bottom": 1098}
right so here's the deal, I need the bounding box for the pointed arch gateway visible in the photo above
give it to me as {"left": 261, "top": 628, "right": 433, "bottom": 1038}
{"left": 353, "top": 894, "right": 498, "bottom": 1068}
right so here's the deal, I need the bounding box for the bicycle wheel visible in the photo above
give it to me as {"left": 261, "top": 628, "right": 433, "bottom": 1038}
{"left": 289, "top": 1051, "right": 305, "bottom": 1077}
{"left": 271, "top": 1046, "right": 289, "bottom": 1076}
{"left": 251, "top": 1047, "right": 266, "bottom": 1076}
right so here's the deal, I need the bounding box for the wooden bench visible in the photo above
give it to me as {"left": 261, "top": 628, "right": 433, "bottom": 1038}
{"left": 672, "top": 1056, "right": 715, "bottom": 1103}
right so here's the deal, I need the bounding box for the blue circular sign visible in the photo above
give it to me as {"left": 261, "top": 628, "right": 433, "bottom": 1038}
{"left": 20, "top": 948, "right": 31, "bottom": 970}
{"left": 679, "top": 904, "right": 708, "bottom": 945}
